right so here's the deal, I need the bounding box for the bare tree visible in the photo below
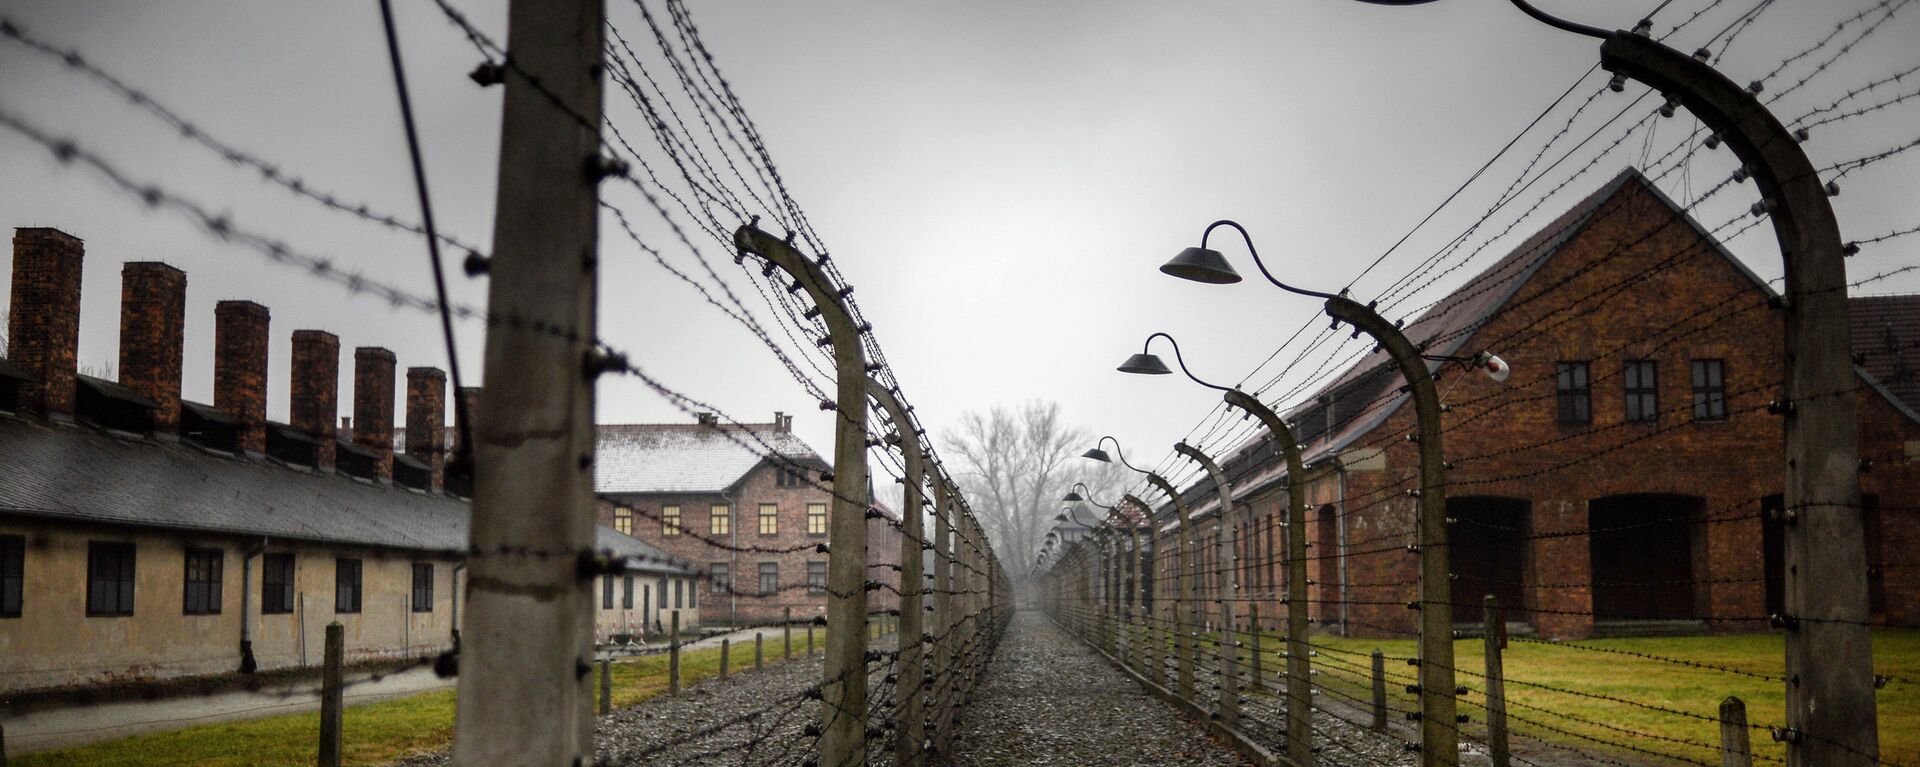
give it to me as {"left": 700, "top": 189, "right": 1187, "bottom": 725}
{"left": 940, "top": 400, "right": 1131, "bottom": 573}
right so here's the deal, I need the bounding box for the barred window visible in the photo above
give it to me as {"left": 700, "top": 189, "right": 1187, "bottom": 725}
{"left": 1625, "top": 360, "right": 1658, "bottom": 422}
{"left": 710, "top": 563, "right": 732, "bottom": 594}
{"left": 1692, "top": 359, "right": 1727, "bottom": 421}
{"left": 710, "top": 505, "right": 731, "bottom": 536}
{"left": 261, "top": 553, "right": 294, "bottom": 615}
{"left": 806, "top": 503, "right": 828, "bottom": 536}
{"left": 602, "top": 574, "right": 615, "bottom": 609}
{"left": 758, "top": 562, "right": 778, "bottom": 595}
{"left": 335, "top": 557, "right": 361, "bottom": 614}
{"left": 807, "top": 561, "right": 828, "bottom": 595}
{"left": 411, "top": 563, "right": 434, "bottom": 612}
{"left": 613, "top": 507, "right": 633, "bottom": 536}
{"left": 1, "top": 535, "right": 23, "bottom": 618}
{"left": 674, "top": 579, "right": 683, "bottom": 608}
{"left": 662, "top": 505, "right": 682, "bottom": 536}
{"left": 623, "top": 575, "right": 635, "bottom": 609}
{"left": 1555, "top": 361, "right": 1591, "bottom": 423}
{"left": 183, "top": 549, "right": 223, "bottom": 615}
{"left": 758, "top": 503, "right": 779, "bottom": 535}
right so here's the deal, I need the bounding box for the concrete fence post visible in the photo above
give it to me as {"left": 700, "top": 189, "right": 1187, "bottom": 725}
{"left": 755, "top": 632, "right": 764, "bottom": 669}
{"left": 1720, "top": 697, "right": 1753, "bottom": 767}
{"left": 598, "top": 659, "right": 611, "bottom": 715}
{"left": 1371, "top": 650, "right": 1388, "bottom": 733}
{"left": 1249, "top": 603, "right": 1266, "bottom": 693}
{"left": 669, "top": 612, "right": 681, "bottom": 695}
{"left": 784, "top": 606, "right": 793, "bottom": 661}
{"left": 319, "top": 622, "right": 344, "bottom": 767}
{"left": 1483, "top": 595, "right": 1510, "bottom": 767}
{"left": 720, "top": 638, "right": 730, "bottom": 680}
{"left": 808, "top": 621, "right": 816, "bottom": 656}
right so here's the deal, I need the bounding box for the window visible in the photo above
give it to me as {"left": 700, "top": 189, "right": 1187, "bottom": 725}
{"left": 806, "top": 503, "right": 828, "bottom": 536}
{"left": 87, "top": 542, "right": 137, "bottom": 616}
{"left": 689, "top": 580, "right": 696, "bottom": 609}
{"left": 1, "top": 535, "right": 21, "bottom": 618}
{"left": 807, "top": 561, "right": 828, "bottom": 595}
{"left": 623, "top": 575, "right": 635, "bottom": 609}
{"left": 642, "top": 579, "right": 650, "bottom": 615}
{"left": 411, "top": 563, "right": 434, "bottom": 612}
{"left": 674, "top": 579, "right": 683, "bottom": 608}
{"left": 710, "top": 505, "right": 731, "bottom": 536}
{"left": 1625, "top": 360, "right": 1658, "bottom": 422}
{"left": 1692, "top": 359, "right": 1727, "bottom": 421}
{"left": 614, "top": 506, "right": 634, "bottom": 536}
{"left": 662, "top": 505, "right": 682, "bottom": 536}
{"left": 335, "top": 558, "right": 361, "bottom": 614}
{"left": 262, "top": 553, "right": 294, "bottom": 615}
{"left": 182, "top": 549, "right": 224, "bottom": 615}
{"left": 710, "top": 563, "right": 732, "bottom": 594}
{"left": 602, "top": 574, "right": 614, "bottom": 609}
{"left": 758, "top": 562, "right": 778, "bottom": 595}
{"left": 758, "top": 503, "right": 779, "bottom": 535}
{"left": 1555, "top": 362, "right": 1591, "bottom": 423}
{"left": 776, "top": 466, "right": 807, "bottom": 487}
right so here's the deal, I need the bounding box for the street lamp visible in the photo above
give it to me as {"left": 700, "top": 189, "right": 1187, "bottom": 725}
{"left": 1162, "top": 219, "right": 1459, "bottom": 764}
{"left": 1083, "top": 435, "right": 1205, "bottom": 698}
{"left": 1349, "top": 2, "right": 1874, "bottom": 763}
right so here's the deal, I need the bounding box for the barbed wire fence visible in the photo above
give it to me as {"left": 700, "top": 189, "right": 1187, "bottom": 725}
{"left": 1037, "top": 0, "right": 1919, "bottom": 765}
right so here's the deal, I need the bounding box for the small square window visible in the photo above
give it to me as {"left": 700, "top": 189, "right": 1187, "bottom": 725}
{"left": 184, "top": 549, "right": 224, "bottom": 615}
{"left": 613, "top": 507, "right": 634, "bottom": 536}
{"left": 758, "top": 562, "right": 778, "bottom": 596}
{"left": 806, "top": 503, "right": 828, "bottom": 536}
{"left": 261, "top": 553, "right": 294, "bottom": 615}
{"left": 758, "top": 504, "right": 779, "bottom": 536}
{"left": 411, "top": 563, "right": 434, "bottom": 612}
{"left": 710, "top": 505, "right": 731, "bottom": 536}
{"left": 1624, "top": 360, "right": 1658, "bottom": 422}
{"left": 335, "top": 558, "right": 362, "bottom": 614}
{"left": 662, "top": 506, "right": 682, "bottom": 536}
{"left": 1555, "top": 361, "right": 1591, "bottom": 424}
{"left": 807, "top": 561, "right": 827, "bottom": 595}
{"left": 710, "top": 563, "right": 732, "bottom": 594}
{"left": 88, "top": 542, "right": 137, "bottom": 617}
{"left": 1692, "top": 359, "right": 1727, "bottom": 421}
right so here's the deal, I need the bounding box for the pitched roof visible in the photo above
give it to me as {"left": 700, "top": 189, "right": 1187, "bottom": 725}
{"left": 594, "top": 421, "right": 827, "bottom": 495}
{"left": 1851, "top": 295, "right": 1920, "bottom": 415}
{"left": 1158, "top": 167, "right": 1773, "bottom": 518}
{"left": 0, "top": 415, "right": 693, "bottom": 574}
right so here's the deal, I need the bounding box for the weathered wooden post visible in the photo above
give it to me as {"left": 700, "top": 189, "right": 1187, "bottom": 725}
{"left": 783, "top": 606, "right": 793, "bottom": 661}
{"left": 755, "top": 632, "right": 764, "bottom": 669}
{"left": 319, "top": 622, "right": 344, "bottom": 767}
{"left": 669, "top": 611, "right": 681, "bottom": 695}
{"left": 597, "top": 658, "right": 612, "bottom": 715}
{"left": 1720, "top": 697, "right": 1754, "bottom": 767}
{"left": 732, "top": 226, "right": 871, "bottom": 767}
{"left": 1483, "top": 595, "right": 1510, "bottom": 767}
{"left": 720, "top": 638, "right": 730, "bottom": 680}
{"left": 1372, "top": 649, "right": 1388, "bottom": 733}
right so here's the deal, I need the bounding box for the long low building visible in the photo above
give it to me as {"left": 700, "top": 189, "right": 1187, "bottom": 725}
{"left": 0, "top": 227, "right": 700, "bottom": 693}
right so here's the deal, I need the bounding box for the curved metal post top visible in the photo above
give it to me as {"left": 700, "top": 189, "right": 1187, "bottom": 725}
{"left": 1200, "top": 219, "right": 1341, "bottom": 301}
{"left": 1092, "top": 435, "right": 1152, "bottom": 473}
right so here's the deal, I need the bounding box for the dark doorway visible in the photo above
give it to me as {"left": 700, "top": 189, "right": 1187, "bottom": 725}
{"left": 1449, "top": 497, "right": 1530, "bottom": 625}
{"left": 1589, "top": 494, "right": 1703, "bottom": 620}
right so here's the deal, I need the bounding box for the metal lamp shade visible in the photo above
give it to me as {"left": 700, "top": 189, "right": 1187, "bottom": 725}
{"left": 1117, "top": 353, "right": 1173, "bottom": 375}
{"left": 1160, "top": 246, "right": 1243, "bottom": 284}
{"left": 1081, "top": 448, "right": 1112, "bottom": 463}
{"left": 1062, "top": 488, "right": 1086, "bottom": 501}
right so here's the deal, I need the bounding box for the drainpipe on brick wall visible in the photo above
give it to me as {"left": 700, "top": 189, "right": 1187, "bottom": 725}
{"left": 451, "top": 563, "right": 466, "bottom": 650}
{"left": 239, "top": 537, "right": 267, "bottom": 673}
{"left": 1334, "top": 460, "right": 1350, "bottom": 639}
{"left": 721, "top": 488, "right": 738, "bottom": 626}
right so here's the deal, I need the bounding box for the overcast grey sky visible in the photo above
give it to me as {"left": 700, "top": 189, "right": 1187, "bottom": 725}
{"left": 1, "top": 0, "right": 1914, "bottom": 491}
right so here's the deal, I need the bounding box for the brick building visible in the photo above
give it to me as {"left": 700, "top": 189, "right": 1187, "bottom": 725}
{"left": 1147, "top": 168, "right": 1919, "bottom": 640}
{"left": 0, "top": 227, "right": 693, "bottom": 692}
{"left": 595, "top": 415, "right": 903, "bottom": 627}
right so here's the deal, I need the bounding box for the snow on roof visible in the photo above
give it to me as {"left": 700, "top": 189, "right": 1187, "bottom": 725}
{"left": 594, "top": 421, "right": 828, "bottom": 495}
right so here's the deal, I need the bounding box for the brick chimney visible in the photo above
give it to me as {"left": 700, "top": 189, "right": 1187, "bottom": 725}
{"left": 289, "top": 330, "right": 339, "bottom": 468}
{"left": 213, "top": 300, "right": 270, "bottom": 454}
{"left": 7, "top": 228, "right": 84, "bottom": 419}
{"left": 352, "top": 347, "right": 396, "bottom": 479}
{"left": 118, "top": 263, "right": 186, "bottom": 433}
{"left": 405, "top": 366, "right": 446, "bottom": 490}
{"left": 455, "top": 386, "right": 482, "bottom": 454}
{"left": 774, "top": 411, "right": 792, "bottom": 432}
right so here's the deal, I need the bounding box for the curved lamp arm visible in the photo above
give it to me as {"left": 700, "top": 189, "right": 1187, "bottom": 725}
{"left": 1142, "top": 332, "right": 1232, "bottom": 392}
{"left": 1070, "top": 482, "right": 1117, "bottom": 511}
{"left": 1201, "top": 220, "right": 1341, "bottom": 301}
{"left": 1509, "top": 0, "right": 1610, "bottom": 39}
{"left": 1094, "top": 435, "right": 1150, "bottom": 474}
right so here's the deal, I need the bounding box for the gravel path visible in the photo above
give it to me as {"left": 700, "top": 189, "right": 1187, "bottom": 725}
{"left": 948, "top": 611, "right": 1250, "bottom": 767}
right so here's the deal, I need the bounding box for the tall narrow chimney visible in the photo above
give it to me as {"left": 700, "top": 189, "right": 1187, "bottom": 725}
{"left": 455, "top": 386, "right": 482, "bottom": 456}
{"left": 8, "top": 228, "right": 84, "bottom": 419}
{"left": 213, "top": 300, "right": 270, "bottom": 454}
{"left": 290, "top": 330, "right": 339, "bottom": 468}
{"left": 119, "top": 263, "right": 187, "bottom": 433}
{"left": 353, "top": 347, "right": 396, "bottom": 480}
{"left": 405, "top": 367, "right": 446, "bottom": 490}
